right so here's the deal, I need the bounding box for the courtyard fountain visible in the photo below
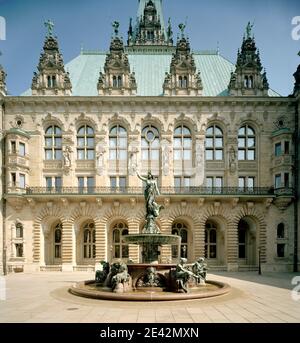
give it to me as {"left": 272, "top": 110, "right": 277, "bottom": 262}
{"left": 69, "top": 172, "right": 230, "bottom": 301}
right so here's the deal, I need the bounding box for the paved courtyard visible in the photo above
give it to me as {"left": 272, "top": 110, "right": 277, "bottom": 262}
{"left": 0, "top": 271, "right": 300, "bottom": 323}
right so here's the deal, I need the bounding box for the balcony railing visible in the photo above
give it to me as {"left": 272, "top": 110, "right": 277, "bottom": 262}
{"left": 13, "top": 186, "right": 294, "bottom": 197}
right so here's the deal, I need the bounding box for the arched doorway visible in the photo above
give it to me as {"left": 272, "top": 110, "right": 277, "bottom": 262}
{"left": 205, "top": 219, "right": 225, "bottom": 266}
{"left": 44, "top": 221, "right": 62, "bottom": 265}
{"left": 238, "top": 217, "right": 257, "bottom": 266}
{"left": 76, "top": 221, "right": 95, "bottom": 265}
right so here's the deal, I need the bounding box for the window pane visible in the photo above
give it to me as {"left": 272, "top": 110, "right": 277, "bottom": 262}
{"left": 206, "top": 150, "right": 213, "bottom": 160}
{"left": 174, "top": 127, "right": 181, "bottom": 135}
{"left": 122, "top": 245, "right": 129, "bottom": 258}
{"left": 206, "top": 177, "right": 213, "bottom": 188}
{"left": 78, "top": 177, "right": 84, "bottom": 188}
{"left": 151, "top": 150, "right": 159, "bottom": 160}
{"left": 183, "top": 138, "right": 191, "bottom": 148}
{"left": 238, "top": 150, "right": 245, "bottom": 160}
{"left": 19, "top": 143, "right": 25, "bottom": 156}
{"left": 77, "top": 150, "right": 85, "bottom": 160}
{"left": 247, "top": 138, "right": 255, "bottom": 148}
{"left": 239, "top": 127, "right": 246, "bottom": 135}
{"left": 87, "top": 177, "right": 94, "bottom": 188}
{"left": 119, "top": 150, "right": 127, "bottom": 160}
{"left": 142, "top": 150, "right": 149, "bottom": 160}
{"left": 77, "top": 138, "right": 85, "bottom": 147}
{"left": 238, "top": 177, "right": 245, "bottom": 188}
{"left": 119, "top": 177, "right": 126, "bottom": 188}
{"left": 46, "top": 177, "right": 52, "bottom": 189}
{"left": 141, "top": 138, "right": 148, "bottom": 147}
{"left": 55, "top": 149, "right": 62, "bottom": 160}
{"left": 87, "top": 126, "right": 94, "bottom": 135}
{"left": 239, "top": 245, "right": 246, "bottom": 259}
{"left": 209, "top": 245, "right": 217, "bottom": 258}
{"left": 275, "top": 143, "right": 281, "bottom": 156}
{"left": 19, "top": 174, "right": 25, "bottom": 188}
{"left": 277, "top": 244, "right": 285, "bottom": 258}
{"left": 215, "top": 150, "right": 223, "bottom": 160}
{"left": 45, "top": 149, "right": 52, "bottom": 160}
{"left": 238, "top": 138, "right": 245, "bottom": 148}
{"left": 174, "top": 177, "right": 181, "bottom": 188}
{"left": 174, "top": 150, "right": 181, "bottom": 160}
{"left": 55, "top": 138, "right": 62, "bottom": 148}
{"left": 183, "top": 127, "right": 191, "bottom": 135}
{"left": 87, "top": 150, "right": 94, "bottom": 160}
{"left": 109, "top": 150, "right": 117, "bottom": 160}
{"left": 215, "top": 127, "right": 223, "bottom": 136}
{"left": 248, "top": 177, "right": 254, "bottom": 188}
{"left": 152, "top": 138, "right": 160, "bottom": 148}
{"left": 54, "top": 126, "right": 61, "bottom": 135}
{"left": 247, "top": 150, "right": 255, "bottom": 160}
{"left": 110, "top": 126, "right": 117, "bottom": 135}
{"left": 275, "top": 175, "right": 281, "bottom": 188}
{"left": 183, "top": 150, "right": 191, "bottom": 160}
{"left": 119, "top": 138, "right": 127, "bottom": 148}
{"left": 174, "top": 138, "right": 181, "bottom": 148}
{"left": 215, "top": 138, "right": 223, "bottom": 148}
{"left": 110, "top": 177, "right": 117, "bottom": 188}
{"left": 215, "top": 177, "right": 223, "bottom": 188}
{"left": 210, "top": 229, "right": 217, "bottom": 243}
{"left": 87, "top": 138, "right": 94, "bottom": 147}
{"left": 206, "top": 138, "right": 213, "bottom": 148}
{"left": 114, "top": 245, "right": 120, "bottom": 258}
{"left": 247, "top": 127, "right": 254, "bottom": 135}
{"left": 183, "top": 177, "right": 190, "bottom": 187}
{"left": 45, "top": 138, "right": 52, "bottom": 147}
{"left": 46, "top": 126, "right": 53, "bottom": 134}
{"left": 206, "top": 127, "right": 213, "bottom": 135}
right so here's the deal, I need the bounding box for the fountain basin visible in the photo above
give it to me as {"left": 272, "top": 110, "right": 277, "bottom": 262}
{"left": 69, "top": 279, "right": 230, "bottom": 301}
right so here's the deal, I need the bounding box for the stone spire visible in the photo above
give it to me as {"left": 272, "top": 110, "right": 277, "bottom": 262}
{"left": 163, "top": 24, "right": 203, "bottom": 96}
{"left": 31, "top": 20, "right": 72, "bottom": 96}
{"left": 228, "top": 22, "right": 269, "bottom": 96}
{"left": 98, "top": 22, "right": 137, "bottom": 96}
{"left": 128, "top": 0, "right": 173, "bottom": 47}
{"left": 0, "top": 57, "right": 7, "bottom": 96}
{"left": 293, "top": 52, "right": 300, "bottom": 97}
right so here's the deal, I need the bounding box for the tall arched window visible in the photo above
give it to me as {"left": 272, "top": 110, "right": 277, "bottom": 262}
{"left": 172, "top": 222, "right": 188, "bottom": 259}
{"left": 238, "top": 125, "right": 255, "bottom": 160}
{"left": 174, "top": 125, "right": 192, "bottom": 161}
{"left": 16, "top": 223, "right": 23, "bottom": 238}
{"left": 112, "top": 222, "right": 129, "bottom": 259}
{"left": 205, "top": 125, "right": 223, "bottom": 160}
{"left": 77, "top": 125, "right": 95, "bottom": 160}
{"left": 238, "top": 220, "right": 249, "bottom": 259}
{"left": 45, "top": 125, "right": 62, "bottom": 160}
{"left": 205, "top": 222, "right": 217, "bottom": 258}
{"left": 54, "top": 223, "right": 62, "bottom": 259}
{"left": 109, "top": 125, "right": 127, "bottom": 161}
{"left": 141, "top": 125, "right": 160, "bottom": 167}
{"left": 83, "top": 222, "right": 96, "bottom": 259}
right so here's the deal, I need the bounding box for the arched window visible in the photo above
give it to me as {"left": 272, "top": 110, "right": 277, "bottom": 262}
{"left": 141, "top": 125, "right": 160, "bottom": 164}
{"left": 277, "top": 223, "right": 285, "bottom": 239}
{"left": 112, "top": 222, "right": 129, "bottom": 259}
{"left": 172, "top": 222, "right": 188, "bottom": 259}
{"left": 16, "top": 223, "right": 23, "bottom": 238}
{"left": 109, "top": 125, "right": 127, "bottom": 160}
{"left": 238, "top": 125, "right": 255, "bottom": 160}
{"left": 54, "top": 223, "right": 62, "bottom": 259}
{"left": 205, "top": 125, "right": 223, "bottom": 160}
{"left": 45, "top": 125, "right": 62, "bottom": 160}
{"left": 83, "top": 222, "right": 96, "bottom": 259}
{"left": 205, "top": 222, "right": 217, "bottom": 258}
{"left": 244, "top": 76, "right": 249, "bottom": 88}
{"left": 117, "top": 75, "right": 123, "bottom": 87}
{"left": 174, "top": 125, "right": 192, "bottom": 161}
{"left": 77, "top": 125, "right": 95, "bottom": 160}
{"left": 249, "top": 75, "right": 253, "bottom": 88}
{"left": 183, "top": 76, "right": 188, "bottom": 88}
{"left": 113, "top": 76, "right": 117, "bottom": 88}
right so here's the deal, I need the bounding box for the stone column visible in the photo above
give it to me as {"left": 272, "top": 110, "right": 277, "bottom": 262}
{"left": 193, "top": 224, "right": 205, "bottom": 261}
{"left": 227, "top": 222, "right": 239, "bottom": 271}
{"left": 128, "top": 218, "right": 139, "bottom": 263}
{"left": 33, "top": 223, "right": 43, "bottom": 265}
{"left": 95, "top": 219, "right": 107, "bottom": 265}
{"left": 61, "top": 221, "right": 74, "bottom": 272}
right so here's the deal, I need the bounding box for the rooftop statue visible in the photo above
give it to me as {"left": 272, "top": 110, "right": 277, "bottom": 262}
{"left": 246, "top": 21, "right": 254, "bottom": 39}
{"left": 44, "top": 19, "right": 54, "bottom": 37}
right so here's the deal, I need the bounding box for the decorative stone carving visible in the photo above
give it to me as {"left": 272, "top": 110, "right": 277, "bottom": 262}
{"left": 107, "top": 261, "right": 131, "bottom": 293}
{"left": 0, "top": 63, "right": 7, "bottom": 96}
{"left": 128, "top": 141, "right": 139, "bottom": 176}
{"left": 192, "top": 257, "right": 208, "bottom": 285}
{"left": 63, "top": 146, "right": 72, "bottom": 174}
{"left": 170, "top": 258, "right": 199, "bottom": 293}
{"left": 95, "top": 261, "right": 110, "bottom": 285}
{"left": 136, "top": 267, "right": 165, "bottom": 288}
{"left": 229, "top": 146, "right": 237, "bottom": 173}
{"left": 161, "top": 139, "right": 171, "bottom": 176}
{"left": 96, "top": 141, "right": 106, "bottom": 175}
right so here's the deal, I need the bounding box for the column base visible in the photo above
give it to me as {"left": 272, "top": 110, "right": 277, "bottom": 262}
{"left": 227, "top": 263, "right": 238, "bottom": 272}
{"left": 62, "top": 264, "right": 74, "bottom": 272}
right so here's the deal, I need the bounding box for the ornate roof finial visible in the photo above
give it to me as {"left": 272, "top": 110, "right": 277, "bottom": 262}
{"left": 44, "top": 19, "right": 54, "bottom": 37}
{"left": 112, "top": 21, "right": 120, "bottom": 37}
{"left": 245, "top": 21, "right": 254, "bottom": 39}
{"left": 178, "top": 23, "right": 186, "bottom": 38}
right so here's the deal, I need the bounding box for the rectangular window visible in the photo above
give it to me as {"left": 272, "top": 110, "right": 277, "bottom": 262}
{"left": 78, "top": 177, "right": 84, "bottom": 193}
{"left": 206, "top": 177, "right": 223, "bottom": 193}
{"left": 206, "top": 177, "right": 213, "bottom": 188}
{"left": 277, "top": 244, "right": 285, "bottom": 258}
{"left": 238, "top": 150, "right": 245, "bottom": 161}
{"left": 19, "top": 142, "right": 26, "bottom": 157}
{"left": 11, "top": 173, "right": 16, "bottom": 187}
{"left": 248, "top": 177, "right": 255, "bottom": 189}
{"left": 275, "top": 174, "right": 281, "bottom": 189}
{"left": 275, "top": 143, "right": 282, "bottom": 157}
{"left": 46, "top": 177, "right": 52, "bottom": 191}
{"left": 87, "top": 177, "right": 94, "bottom": 193}
{"left": 284, "top": 173, "right": 289, "bottom": 188}
{"left": 110, "top": 177, "right": 117, "bottom": 189}
{"left": 15, "top": 244, "right": 23, "bottom": 258}
{"left": 11, "top": 141, "right": 16, "bottom": 154}
{"left": 238, "top": 177, "right": 245, "bottom": 189}
{"left": 55, "top": 177, "right": 62, "bottom": 192}
{"left": 119, "top": 177, "right": 126, "bottom": 191}
{"left": 284, "top": 141, "right": 290, "bottom": 155}
{"left": 174, "top": 177, "right": 181, "bottom": 189}
{"left": 19, "top": 174, "right": 25, "bottom": 189}
{"left": 183, "top": 177, "right": 190, "bottom": 188}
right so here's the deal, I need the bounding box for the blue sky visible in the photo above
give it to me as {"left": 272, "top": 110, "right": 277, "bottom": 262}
{"left": 0, "top": 0, "right": 299, "bottom": 96}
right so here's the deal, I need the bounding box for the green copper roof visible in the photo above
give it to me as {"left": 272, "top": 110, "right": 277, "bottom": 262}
{"left": 21, "top": 50, "right": 280, "bottom": 97}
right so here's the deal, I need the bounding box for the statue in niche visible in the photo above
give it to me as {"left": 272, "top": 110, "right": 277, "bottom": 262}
{"left": 229, "top": 146, "right": 237, "bottom": 173}
{"left": 96, "top": 142, "right": 106, "bottom": 175}
{"left": 63, "top": 146, "right": 72, "bottom": 168}
{"left": 128, "top": 143, "right": 138, "bottom": 176}
{"left": 161, "top": 140, "right": 170, "bottom": 176}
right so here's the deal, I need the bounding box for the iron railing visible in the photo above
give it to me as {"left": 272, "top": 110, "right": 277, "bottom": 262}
{"left": 14, "top": 186, "right": 294, "bottom": 196}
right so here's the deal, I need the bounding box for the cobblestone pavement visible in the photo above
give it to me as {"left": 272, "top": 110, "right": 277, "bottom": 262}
{"left": 0, "top": 272, "right": 299, "bottom": 323}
